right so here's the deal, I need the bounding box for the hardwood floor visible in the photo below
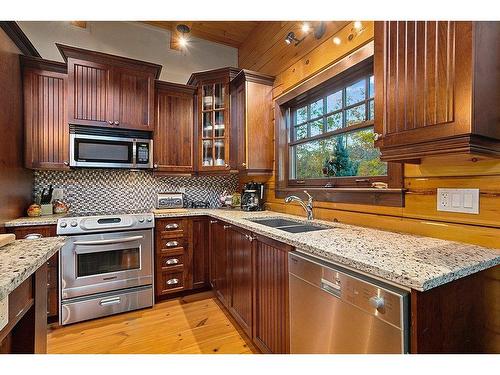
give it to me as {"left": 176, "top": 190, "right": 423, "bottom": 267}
{"left": 47, "top": 292, "right": 258, "bottom": 354}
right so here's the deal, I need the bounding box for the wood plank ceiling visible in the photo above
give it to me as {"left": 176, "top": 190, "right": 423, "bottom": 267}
{"left": 142, "top": 21, "right": 260, "bottom": 48}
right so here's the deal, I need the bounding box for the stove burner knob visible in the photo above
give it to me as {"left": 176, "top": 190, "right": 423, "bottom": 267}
{"left": 70, "top": 221, "right": 78, "bottom": 228}
{"left": 59, "top": 222, "right": 67, "bottom": 228}
{"left": 146, "top": 217, "right": 152, "bottom": 222}
{"left": 138, "top": 217, "right": 145, "bottom": 223}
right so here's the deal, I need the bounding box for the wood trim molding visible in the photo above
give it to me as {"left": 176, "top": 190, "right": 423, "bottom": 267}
{"left": 231, "top": 69, "right": 275, "bottom": 87}
{"left": 155, "top": 80, "right": 196, "bottom": 95}
{"left": 0, "top": 21, "right": 40, "bottom": 57}
{"left": 187, "top": 67, "right": 241, "bottom": 86}
{"left": 56, "top": 43, "right": 162, "bottom": 78}
{"left": 20, "top": 55, "right": 67, "bottom": 74}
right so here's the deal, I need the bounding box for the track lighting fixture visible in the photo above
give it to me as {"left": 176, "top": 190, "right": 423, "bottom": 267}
{"left": 285, "top": 31, "right": 303, "bottom": 46}
{"left": 285, "top": 21, "right": 327, "bottom": 47}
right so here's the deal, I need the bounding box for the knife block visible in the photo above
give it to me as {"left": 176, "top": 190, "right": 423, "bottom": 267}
{"left": 40, "top": 203, "right": 53, "bottom": 216}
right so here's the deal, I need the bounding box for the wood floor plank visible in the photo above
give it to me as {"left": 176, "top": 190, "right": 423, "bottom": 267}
{"left": 47, "top": 293, "right": 258, "bottom": 354}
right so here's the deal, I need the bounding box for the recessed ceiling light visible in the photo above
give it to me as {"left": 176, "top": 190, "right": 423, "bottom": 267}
{"left": 178, "top": 35, "right": 188, "bottom": 47}
{"left": 333, "top": 36, "right": 341, "bottom": 45}
{"left": 301, "top": 23, "right": 310, "bottom": 33}
{"left": 354, "top": 21, "right": 363, "bottom": 30}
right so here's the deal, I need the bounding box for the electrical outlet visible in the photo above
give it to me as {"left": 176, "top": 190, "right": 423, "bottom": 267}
{"left": 437, "top": 188, "right": 479, "bottom": 214}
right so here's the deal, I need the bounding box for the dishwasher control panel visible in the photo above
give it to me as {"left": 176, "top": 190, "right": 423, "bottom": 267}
{"left": 289, "top": 252, "right": 407, "bottom": 329}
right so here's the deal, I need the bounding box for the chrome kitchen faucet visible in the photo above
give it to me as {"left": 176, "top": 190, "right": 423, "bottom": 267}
{"left": 284, "top": 190, "right": 314, "bottom": 220}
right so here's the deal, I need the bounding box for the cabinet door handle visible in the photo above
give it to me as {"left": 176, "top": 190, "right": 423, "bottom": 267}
{"left": 241, "top": 162, "right": 246, "bottom": 167}
{"left": 374, "top": 132, "right": 382, "bottom": 141}
{"left": 108, "top": 120, "right": 114, "bottom": 125}
{"left": 165, "top": 240, "right": 179, "bottom": 248}
{"left": 245, "top": 234, "right": 255, "bottom": 242}
{"left": 114, "top": 121, "right": 120, "bottom": 126}
{"left": 223, "top": 225, "right": 231, "bottom": 230}
{"left": 209, "top": 220, "right": 218, "bottom": 224}
{"left": 153, "top": 163, "right": 158, "bottom": 169}
{"left": 165, "top": 223, "right": 179, "bottom": 230}
{"left": 166, "top": 278, "right": 179, "bottom": 285}
{"left": 63, "top": 161, "right": 69, "bottom": 166}
{"left": 165, "top": 258, "right": 180, "bottom": 265}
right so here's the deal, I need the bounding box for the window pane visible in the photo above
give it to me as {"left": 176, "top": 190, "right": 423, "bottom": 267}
{"left": 345, "top": 104, "right": 366, "bottom": 126}
{"left": 369, "top": 75, "right": 375, "bottom": 98}
{"left": 310, "top": 119, "right": 323, "bottom": 137}
{"left": 369, "top": 99, "right": 374, "bottom": 120}
{"left": 296, "top": 106, "right": 307, "bottom": 124}
{"left": 295, "top": 124, "right": 307, "bottom": 140}
{"left": 346, "top": 79, "right": 366, "bottom": 106}
{"left": 327, "top": 90, "right": 342, "bottom": 112}
{"left": 310, "top": 99, "right": 324, "bottom": 119}
{"left": 326, "top": 112, "right": 342, "bottom": 132}
{"left": 294, "top": 137, "right": 338, "bottom": 179}
{"left": 346, "top": 128, "right": 387, "bottom": 176}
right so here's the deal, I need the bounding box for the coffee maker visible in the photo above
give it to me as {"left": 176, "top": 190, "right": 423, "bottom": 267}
{"left": 241, "top": 182, "right": 265, "bottom": 211}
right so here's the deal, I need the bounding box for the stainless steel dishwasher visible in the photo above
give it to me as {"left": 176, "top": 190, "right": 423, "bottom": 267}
{"left": 289, "top": 251, "right": 409, "bottom": 354}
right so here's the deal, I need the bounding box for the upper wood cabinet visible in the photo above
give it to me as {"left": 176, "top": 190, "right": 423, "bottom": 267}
{"left": 374, "top": 21, "right": 500, "bottom": 162}
{"left": 188, "top": 67, "right": 240, "bottom": 172}
{"left": 230, "top": 70, "right": 275, "bottom": 175}
{"left": 22, "top": 57, "right": 69, "bottom": 170}
{"left": 57, "top": 44, "right": 161, "bottom": 131}
{"left": 154, "top": 81, "right": 196, "bottom": 173}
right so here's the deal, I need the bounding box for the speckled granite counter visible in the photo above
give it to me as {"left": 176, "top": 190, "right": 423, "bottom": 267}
{"left": 0, "top": 237, "right": 66, "bottom": 300}
{"left": 154, "top": 209, "right": 500, "bottom": 291}
{"left": 5, "top": 209, "right": 499, "bottom": 292}
{"left": 4, "top": 214, "right": 65, "bottom": 227}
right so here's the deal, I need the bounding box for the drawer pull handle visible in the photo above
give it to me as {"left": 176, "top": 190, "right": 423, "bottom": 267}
{"left": 166, "top": 241, "right": 179, "bottom": 247}
{"left": 165, "top": 258, "right": 180, "bottom": 265}
{"left": 165, "top": 223, "right": 179, "bottom": 230}
{"left": 223, "top": 225, "right": 231, "bottom": 229}
{"left": 166, "top": 278, "right": 179, "bottom": 285}
{"left": 209, "top": 220, "right": 218, "bottom": 224}
{"left": 99, "top": 296, "right": 121, "bottom": 306}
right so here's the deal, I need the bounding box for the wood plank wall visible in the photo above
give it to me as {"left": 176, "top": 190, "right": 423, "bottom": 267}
{"left": 238, "top": 21, "right": 500, "bottom": 249}
{"left": 0, "top": 28, "right": 32, "bottom": 231}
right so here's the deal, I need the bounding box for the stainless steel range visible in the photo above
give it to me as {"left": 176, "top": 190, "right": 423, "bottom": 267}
{"left": 57, "top": 211, "right": 155, "bottom": 325}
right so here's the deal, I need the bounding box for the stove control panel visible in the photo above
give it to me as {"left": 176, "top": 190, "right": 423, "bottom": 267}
{"left": 57, "top": 213, "right": 155, "bottom": 235}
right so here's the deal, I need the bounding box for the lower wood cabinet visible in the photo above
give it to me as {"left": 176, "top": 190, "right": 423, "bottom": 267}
{"left": 192, "top": 217, "right": 210, "bottom": 290}
{"left": 7, "top": 225, "right": 58, "bottom": 322}
{"left": 208, "top": 219, "right": 292, "bottom": 353}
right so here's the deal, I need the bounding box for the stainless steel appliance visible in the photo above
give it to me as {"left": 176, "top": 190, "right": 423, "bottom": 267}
{"left": 241, "top": 182, "right": 264, "bottom": 211}
{"left": 289, "top": 251, "right": 409, "bottom": 354}
{"left": 156, "top": 192, "right": 184, "bottom": 209}
{"left": 57, "top": 211, "right": 154, "bottom": 325}
{"left": 70, "top": 125, "right": 153, "bottom": 169}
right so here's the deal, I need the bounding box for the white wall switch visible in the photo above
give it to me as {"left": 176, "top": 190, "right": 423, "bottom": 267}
{"left": 0, "top": 296, "right": 8, "bottom": 331}
{"left": 437, "top": 188, "right": 479, "bottom": 214}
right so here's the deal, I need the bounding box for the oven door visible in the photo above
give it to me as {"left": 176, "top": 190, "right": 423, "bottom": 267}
{"left": 60, "top": 229, "right": 153, "bottom": 299}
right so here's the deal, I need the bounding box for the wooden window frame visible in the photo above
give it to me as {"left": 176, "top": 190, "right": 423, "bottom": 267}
{"left": 274, "top": 42, "right": 405, "bottom": 207}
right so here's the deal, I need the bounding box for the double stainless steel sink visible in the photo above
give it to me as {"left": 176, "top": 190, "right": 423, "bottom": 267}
{"left": 247, "top": 217, "right": 329, "bottom": 233}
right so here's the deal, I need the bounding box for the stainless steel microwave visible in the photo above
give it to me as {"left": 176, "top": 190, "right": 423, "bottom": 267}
{"left": 70, "top": 125, "right": 153, "bottom": 169}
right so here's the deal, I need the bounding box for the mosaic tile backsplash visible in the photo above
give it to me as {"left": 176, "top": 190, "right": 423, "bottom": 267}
{"left": 33, "top": 169, "right": 239, "bottom": 213}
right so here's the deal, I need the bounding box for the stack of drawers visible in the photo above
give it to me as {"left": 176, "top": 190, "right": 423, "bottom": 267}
{"left": 154, "top": 218, "right": 192, "bottom": 297}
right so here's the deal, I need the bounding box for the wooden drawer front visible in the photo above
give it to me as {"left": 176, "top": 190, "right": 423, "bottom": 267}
{"left": 158, "top": 238, "right": 186, "bottom": 252}
{"left": 158, "top": 271, "right": 184, "bottom": 294}
{"left": 8, "top": 277, "right": 33, "bottom": 324}
{"left": 159, "top": 251, "right": 185, "bottom": 270}
{"left": 157, "top": 219, "right": 188, "bottom": 239}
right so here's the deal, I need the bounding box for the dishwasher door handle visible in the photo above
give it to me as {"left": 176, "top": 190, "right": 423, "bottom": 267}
{"left": 320, "top": 278, "right": 341, "bottom": 298}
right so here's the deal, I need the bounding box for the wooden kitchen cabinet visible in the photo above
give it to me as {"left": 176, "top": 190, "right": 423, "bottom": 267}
{"left": 154, "top": 81, "right": 196, "bottom": 173}
{"left": 192, "top": 217, "right": 210, "bottom": 289}
{"left": 374, "top": 21, "right": 500, "bottom": 162}
{"left": 188, "top": 67, "right": 240, "bottom": 172}
{"left": 210, "top": 220, "right": 231, "bottom": 305}
{"left": 21, "top": 57, "right": 69, "bottom": 170}
{"left": 7, "top": 224, "right": 58, "bottom": 322}
{"left": 230, "top": 70, "right": 275, "bottom": 175}
{"left": 57, "top": 44, "right": 161, "bottom": 131}
{"left": 226, "top": 226, "right": 253, "bottom": 337}
{"left": 252, "top": 234, "right": 293, "bottom": 354}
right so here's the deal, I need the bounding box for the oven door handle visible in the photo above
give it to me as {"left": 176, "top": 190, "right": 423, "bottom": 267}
{"left": 73, "top": 235, "right": 144, "bottom": 247}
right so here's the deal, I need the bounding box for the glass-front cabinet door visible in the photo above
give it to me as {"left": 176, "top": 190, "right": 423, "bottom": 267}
{"left": 200, "top": 81, "right": 230, "bottom": 170}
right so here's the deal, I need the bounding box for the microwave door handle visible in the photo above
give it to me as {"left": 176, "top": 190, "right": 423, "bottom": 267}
{"left": 73, "top": 235, "right": 144, "bottom": 247}
{"left": 132, "top": 141, "right": 137, "bottom": 168}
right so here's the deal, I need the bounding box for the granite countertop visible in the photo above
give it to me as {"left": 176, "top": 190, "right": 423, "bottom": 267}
{"left": 5, "top": 209, "right": 499, "bottom": 292}
{"left": 0, "top": 237, "right": 66, "bottom": 300}
{"left": 4, "top": 214, "right": 66, "bottom": 227}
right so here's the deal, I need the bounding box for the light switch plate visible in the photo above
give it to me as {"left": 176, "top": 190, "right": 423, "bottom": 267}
{"left": 0, "top": 296, "right": 8, "bottom": 331}
{"left": 437, "top": 188, "right": 479, "bottom": 214}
